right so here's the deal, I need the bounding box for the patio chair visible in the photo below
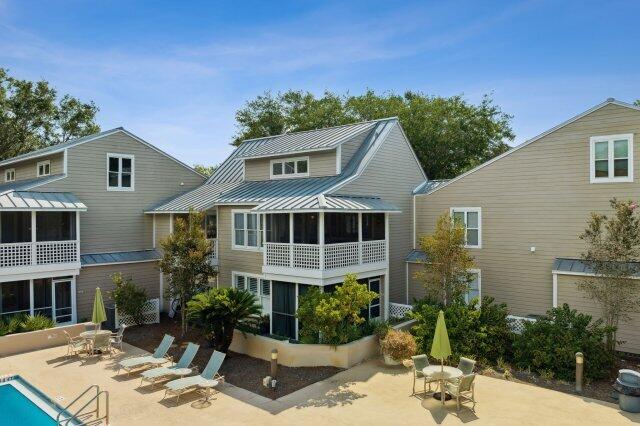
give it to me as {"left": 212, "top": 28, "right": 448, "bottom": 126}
{"left": 90, "top": 333, "right": 113, "bottom": 357}
{"left": 163, "top": 350, "right": 226, "bottom": 405}
{"left": 457, "top": 357, "right": 476, "bottom": 375}
{"left": 445, "top": 373, "right": 476, "bottom": 411}
{"left": 411, "top": 354, "right": 438, "bottom": 395}
{"left": 110, "top": 324, "right": 127, "bottom": 351}
{"left": 84, "top": 324, "right": 97, "bottom": 333}
{"left": 117, "top": 334, "right": 175, "bottom": 375}
{"left": 63, "top": 330, "right": 87, "bottom": 358}
{"left": 140, "top": 342, "right": 200, "bottom": 387}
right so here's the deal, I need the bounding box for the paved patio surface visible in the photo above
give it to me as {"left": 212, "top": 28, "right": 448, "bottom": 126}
{"left": 0, "top": 343, "right": 637, "bottom": 425}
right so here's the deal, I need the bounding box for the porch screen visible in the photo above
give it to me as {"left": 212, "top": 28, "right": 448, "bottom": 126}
{"left": 1, "top": 212, "right": 31, "bottom": 243}
{"left": 36, "top": 212, "right": 76, "bottom": 241}
{"left": 294, "top": 213, "right": 318, "bottom": 244}
{"left": 265, "top": 214, "right": 289, "bottom": 243}
{"left": 324, "top": 213, "right": 358, "bottom": 244}
{"left": 362, "top": 213, "right": 385, "bottom": 241}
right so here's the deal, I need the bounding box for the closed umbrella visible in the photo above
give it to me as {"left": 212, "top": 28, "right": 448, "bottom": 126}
{"left": 430, "top": 310, "right": 452, "bottom": 403}
{"left": 92, "top": 287, "right": 107, "bottom": 332}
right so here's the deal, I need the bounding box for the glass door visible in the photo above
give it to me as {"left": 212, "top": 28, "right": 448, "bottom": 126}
{"left": 52, "top": 278, "right": 73, "bottom": 324}
{"left": 271, "top": 281, "right": 296, "bottom": 339}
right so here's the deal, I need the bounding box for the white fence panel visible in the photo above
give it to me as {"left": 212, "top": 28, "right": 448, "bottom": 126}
{"left": 506, "top": 315, "right": 537, "bottom": 334}
{"left": 115, "top": 298, "right": 160, "bottom": 327}
{"left": 389, "top": 302, "right": 413, "bottom": 319}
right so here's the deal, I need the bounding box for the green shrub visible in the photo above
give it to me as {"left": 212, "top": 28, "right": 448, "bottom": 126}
{"left": 409, "top": 297, "right": 512, "bottom": 364}
{"left": 109, "top": 273, "right": 148, "bottom": 325}
{"left": 20, "top": 314, "right": 55, "bottom": 332}
{"left": 513, "top": 304, "right": 614, "bottom": 381}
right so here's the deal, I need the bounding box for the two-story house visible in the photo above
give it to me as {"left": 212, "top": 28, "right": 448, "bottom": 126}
{"left": 147, "top": 118, "right": 426, "bottom": 339}
{"left": 0, "top": 128, "right": 204, "bottom": 324}
{"left": 409, "top": 98, "right": 640, "bottom": 354}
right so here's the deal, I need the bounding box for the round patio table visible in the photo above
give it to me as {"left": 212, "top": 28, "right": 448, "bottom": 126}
{"left": 422, "top": 365, "right": 463, "bottom": 405}
{"left": 79, "top": 330, "right": 112, "bottom": 354}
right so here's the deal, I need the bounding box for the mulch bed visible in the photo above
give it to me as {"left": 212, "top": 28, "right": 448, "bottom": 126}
{"left": 480, "top": 356, "right": 640, "bottom": 403}
{"left": 123, "top": 315, "right": 343, "bottom": 399}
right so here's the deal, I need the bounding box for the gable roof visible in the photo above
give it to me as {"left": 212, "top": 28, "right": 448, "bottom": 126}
{"left": 416, "top": 98, "right": 640, "bottom": 197}
{"left": 0, "top": 128, "right": 205, "bottom": 178}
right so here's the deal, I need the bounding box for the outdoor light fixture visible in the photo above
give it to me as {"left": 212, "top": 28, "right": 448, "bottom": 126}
{"left": 575, "top": 352, "right": 584, "bottom": 393}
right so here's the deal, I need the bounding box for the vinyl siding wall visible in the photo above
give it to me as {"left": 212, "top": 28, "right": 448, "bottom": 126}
{"left": 75, "top": 261, "right": 160, "bottom": 321}
{"left": 216, "top": 205, "right": 264, "bottom": 288}
{"left": 38, "top": 132, "right": 204, "bottom": 254}
{"left": 244, "top": 150, "right": 337, "bottom": 181}
{"left": 2, "top": 152, "right": 65, "bottom": 182}
{"left": 336, "top": 123, "right": 426, "bottom": 303}
{"left": 414, "top": 103, "right": 640, "bottom": 317}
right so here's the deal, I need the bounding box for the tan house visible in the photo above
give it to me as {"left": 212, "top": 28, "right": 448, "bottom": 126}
{"left": 410, "top": 99, "right": 640, "bottom": 353}
{"left": 0, "top": 129, "right": 205, "bottom": 322}
{"left": 148, "top": 118, "right": 426, "bottom": 339}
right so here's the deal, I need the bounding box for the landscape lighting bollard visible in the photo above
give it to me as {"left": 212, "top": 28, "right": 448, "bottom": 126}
{"left": 271, "top": 349, "right": 278, "bottom": 387}
{"left": 575, "top": 352, "right": 584, "bottom": 393}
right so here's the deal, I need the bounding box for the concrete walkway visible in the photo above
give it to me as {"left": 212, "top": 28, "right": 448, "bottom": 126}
{"left": 0, "top": 343, "right": 637, "bottom": 425}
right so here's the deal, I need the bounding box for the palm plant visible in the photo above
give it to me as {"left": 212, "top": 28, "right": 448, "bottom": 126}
{"left": 187, "top": 287, "right": 262, "bottom": 352}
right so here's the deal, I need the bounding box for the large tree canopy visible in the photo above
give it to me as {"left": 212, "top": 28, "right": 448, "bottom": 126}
{"left": 0, "top": 68, "right": 100, "bottom": 161}
{"left": 233, "top": 90, "right": 514, "bottom": 179}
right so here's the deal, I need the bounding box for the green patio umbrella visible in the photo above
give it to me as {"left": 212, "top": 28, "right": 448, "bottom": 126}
{"left": 430, "top": 310, "right": 451, "bottom": 372}
{"left": 92, "top": 287, "right": 107, "bottom": 331}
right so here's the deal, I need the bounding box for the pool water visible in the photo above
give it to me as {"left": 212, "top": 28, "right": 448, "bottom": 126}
{"left": 0, "top": 376, "right": 76, "bottom": 425}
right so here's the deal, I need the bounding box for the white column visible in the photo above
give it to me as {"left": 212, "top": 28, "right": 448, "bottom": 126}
{"left": 31, "top": 211, "right": 37, "bottom": 265}
{"left": 262, "top": 214, "right": 267, "bottom": 267}
{"left": 384, "top": 213, "right": 390, "bottom": 320}
{"left": 29, "top": 279, "right": 34, "bottom": 316}
{"left": 76, "top": 211, "right": 81, "bottom": 262}
{"left": 152, "top": 214, "right": 156, "bottom": 248}
{"left": 552, "top": 273, "right": 558, "bottom": 308}
{"left": 294, "top": 283, "right": 299, "bottom": 340}
{"left": 289, "top": 212, "right": 294, "bottom": 268}
{"left": 358, "top": 212, "right": 363, "bottom": 264}
{"left": 169, "top": 213, "right": 174, "bottom": 234}
{"left": 71, "top": 277, "right": 77, "bottom": 324}
{"left": 319, "top": 212, "right": 325, "bottom": 270}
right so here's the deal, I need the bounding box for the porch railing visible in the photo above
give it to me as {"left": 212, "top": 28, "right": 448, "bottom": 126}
{"left": 208, "top": 238, "right": 218, "bottom": 260}
{"left": 265, "top": 240, "right": 386, "bottom": 270}
{"left": 0, "top": 240, "right": 79, "bottom": 269}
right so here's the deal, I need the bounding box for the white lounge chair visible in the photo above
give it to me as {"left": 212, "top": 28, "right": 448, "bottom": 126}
{"left": 117, "top": 334, "right": 174, "bottom": 375}
{"left": 163, "top": 350, "right": 225, "bottom": 405}
{"left": 140, "top": 342, "right": 199, "bottom": 387}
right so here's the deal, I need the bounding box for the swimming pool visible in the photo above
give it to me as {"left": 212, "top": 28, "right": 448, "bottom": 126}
{"left": 0, "top": 375, "right": 78, "bottom": 425}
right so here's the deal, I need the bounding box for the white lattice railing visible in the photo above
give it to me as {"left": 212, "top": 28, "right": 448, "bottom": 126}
{"left": 265, "top": 240, "right": 387, "bottom": 270}
{"left": 389, "top": 302, "right": 413, "bottom": 319}
{"left": 507, "top": 315, "right": 537, "bottom": 334}
{"left": 208, "top": 238, "right": 218, "bottom": 262}
{"left": 115, "top": 298, "right": 160, "bottom": 327}
{"left": 0, "top": 240, "right": 79, "bottom": 269}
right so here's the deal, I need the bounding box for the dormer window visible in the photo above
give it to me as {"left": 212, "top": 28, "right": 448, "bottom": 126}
{"left": 37, "top": 160, "right": 50, "bottom": 177}
{"left": 4, "top": 169, "right": 15, "bottom": 182}
{"left": 590, "top": 134, "right": 633, "bottom": 183}
{"left": 270, "top": 157, "right": 309, "bottom": 179}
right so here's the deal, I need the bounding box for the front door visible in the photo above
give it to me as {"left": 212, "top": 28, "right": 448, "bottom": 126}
{"left": 52, "top": 278, "right": 73, "bottom": 324}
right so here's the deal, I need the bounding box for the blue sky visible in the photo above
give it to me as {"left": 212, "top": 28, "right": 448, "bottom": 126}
{"left": 1, "top": 0, "right": 639, "bottom": 167}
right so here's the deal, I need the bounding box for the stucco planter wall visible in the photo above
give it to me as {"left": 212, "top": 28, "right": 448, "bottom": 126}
{"left": 0, "top": 322, "right": 88, "bottom": 357}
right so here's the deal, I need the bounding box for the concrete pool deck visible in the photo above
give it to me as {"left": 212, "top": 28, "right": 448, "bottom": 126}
{"left": 0, "top": 343, "right": 638, "bottom": 425}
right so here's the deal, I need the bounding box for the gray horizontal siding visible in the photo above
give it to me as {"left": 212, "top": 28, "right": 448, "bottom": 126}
{"left": 244, "top": 150, "right": 337, "bottom": 181}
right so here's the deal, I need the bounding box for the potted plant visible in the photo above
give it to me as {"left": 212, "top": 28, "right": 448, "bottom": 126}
{"left": 380, "top": 329, "right": 417, "bottom": 365}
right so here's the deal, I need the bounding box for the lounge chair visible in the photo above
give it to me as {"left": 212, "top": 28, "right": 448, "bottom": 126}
{"left": 140, "top": 342, "right": 199, "bottom": 387}
{"left": 110, "top": 324, "right": 127, "bottom": 351}
{"left": 63, "top": 330, "right": 87, "bottom": 357}
{"left": 163, "top": 350, "right": 226, "bottom": 405}
{"left": 445, "top": 373, "right": 476, "bottom": 411}
{"left": 117, "top": 334, "right": 174, "bottom": 375}
{"left": 411, "top": 354, "right": 438, "bottom": 395}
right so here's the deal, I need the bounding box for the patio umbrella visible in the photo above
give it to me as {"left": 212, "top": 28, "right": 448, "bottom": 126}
{"left": 92, "top": 287, "right": 107, "bottom": 332}
{"left": 430, "top": 310, "right": 451, "bottom": 372}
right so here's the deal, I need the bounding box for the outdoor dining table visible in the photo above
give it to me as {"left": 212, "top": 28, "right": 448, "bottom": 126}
{"left": 79, "top": 329, "right": 112, "bottom": 354}
{"left": 422, "top": 365, "right": 463, "bottom": 405}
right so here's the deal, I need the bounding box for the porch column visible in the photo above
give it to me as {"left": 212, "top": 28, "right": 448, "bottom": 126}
{"left": 358, "top": 212, "right": 363, "bottom": 264}
{"left": 31, "top": 211, "right": 36, "bottom": 265}
{"left": 384, "top": 213, "right": 390, "bottom": 320}
{"left": 289, "top": 212, "right": 294, "bottom": 268}
{"left": 319, "top": 212, "right": 325, "bottom": 270}
{"left": 76, "top": 211, "right": 81, "bottom": 262}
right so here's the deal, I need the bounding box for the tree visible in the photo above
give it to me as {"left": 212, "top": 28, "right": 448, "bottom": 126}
{"left": 578, "top": 198, "right": 640, "bottom": 351}
{"left": 233, "top": 90, "right": 514, "bottom": 179}
{"left": 186, "top": 287, "right": 261, "bottom": 352}
{"left": 416, "top": 212, "right": 475, "bottom": 306}
{"left": 108, "top": 273, "right": 149, "bottom": 326}
{"left": 193, "top": 164, "right": 217, "bottom": 177}
{"left": 635, "top": 99, "right": 640, "bottom": 107}
{"left": 159, "top": 210, "right": 216, "bottom": 335}
{"left": 296, "top": 273, "right": 377, "bottom": 345}
{"left": 0, "top": 68, "right": 100, "bottom": 160}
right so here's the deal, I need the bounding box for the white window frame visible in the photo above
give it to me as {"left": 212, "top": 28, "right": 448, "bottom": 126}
{"left": 270, "top": 156, "right": 310, "bottom": 179}
{"left": 4, "top": 168, "right": 15, "bottom": 182}
{"left": 589, "top": 134, "right": 634, "bottom": 183}
{"left": 464, "top": 269, "right": 481, "bottom": 306}
{"left": 231, "top": 209, "right": 262, "bottom": 251}
{"left": 450, "top": 207, "right": 482, "bottom": 249}
{"left": 106, "top": 153, "right": 135, "bottom": 191}
{"left": 368, "top": 277, "right": 381, "bottom": 319}
{"left": 36, "top": 160, "right": 51, "bottom": 177}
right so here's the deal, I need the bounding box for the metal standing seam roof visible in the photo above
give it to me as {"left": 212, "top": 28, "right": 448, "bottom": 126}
{"left": 0, "top": 174, "right": 66, "bottom": 193}
{"left": 405, "top": 249, "right": 428, "bottom": 263}
{"left": 0, "top": 191, "right": 87, "bottom": 211}
{"left": 235, "top": 120, "right": 380, "bottom": 159}
{"left": 252, "top": 194, "right": 401, "bottom": 213}
{"left": 81, "top": 249, "right": 161, "bottom": 266}
{"left": 145, "top": 181, "right": 242, "bottom": 213}
{"left": 553, "top": 258, "right": 640, "bottom": 276}
{"left": 413, "top": 179, "right": 450, "bottom": 195}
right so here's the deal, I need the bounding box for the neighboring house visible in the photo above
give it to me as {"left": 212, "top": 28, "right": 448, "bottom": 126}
{"left": 0, "top": 128, "right": 205, "bottom": 323}
{"left": 147, "top": 118, "right": 426, "bottom": 339}
{"left": 410, "top": 98, "right": 640, "bottom": 353}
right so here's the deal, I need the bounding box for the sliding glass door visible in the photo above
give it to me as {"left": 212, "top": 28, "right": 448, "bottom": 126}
{"left": 271, "top": 281, "right": 296, "bottom": 338}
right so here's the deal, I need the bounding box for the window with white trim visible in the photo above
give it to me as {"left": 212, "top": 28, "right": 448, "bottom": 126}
{"left": 4, "top": 169, "right": 15, "bottom": 182}
{"left": 590, "top": 134, "right": 634, "bottom": 183}
{"left": 270, "top": 156, "right": 309, "bottom": 179}
{"left": 368, "top": 278, "right": 380, "bottom": 319}
{"left": 464, "top": 271, "right": 481, "bottom": 305}
{"left": 107, "top": 153, "right": 134, "bottom": 191}
{"left": 451, "top": 207, "right": 481, "bottom": 248}
{"left": 232, "top": 210, "right": 262, "bottom": 249}
{"left": 37, "top": 160, "right": 50, "bottom": 177}
{"left": 233, "top": 272, "right": 271, "bottom": 314}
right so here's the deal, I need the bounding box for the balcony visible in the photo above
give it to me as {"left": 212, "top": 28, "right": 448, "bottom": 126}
{"left": 261, "top": 212, "right": 388, "bottom": 279}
